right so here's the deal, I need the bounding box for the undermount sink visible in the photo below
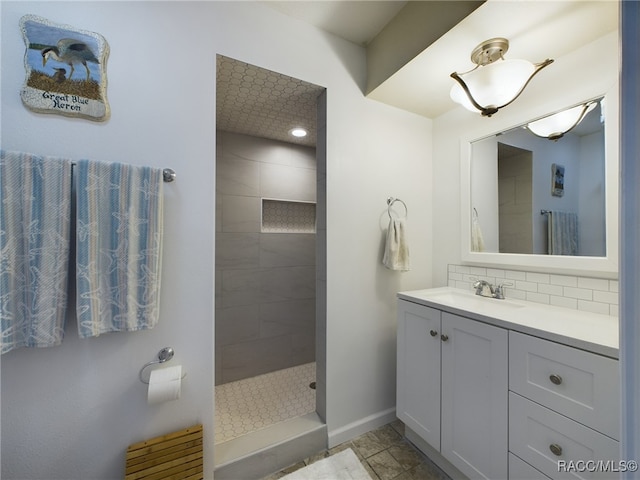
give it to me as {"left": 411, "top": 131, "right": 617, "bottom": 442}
{"left": 421, "top": 289, "right": 525, "bottom": 311}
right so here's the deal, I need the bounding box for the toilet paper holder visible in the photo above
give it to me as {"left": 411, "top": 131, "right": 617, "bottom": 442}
{"left": 139, "top": 347, "right": 186, "bottom": 384}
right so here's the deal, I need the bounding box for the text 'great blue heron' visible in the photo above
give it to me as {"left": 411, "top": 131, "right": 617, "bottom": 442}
{"left": 41, "top": 38, "right": 99, "bottom": 81}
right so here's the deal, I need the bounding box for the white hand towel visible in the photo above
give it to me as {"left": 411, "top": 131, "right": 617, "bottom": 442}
{"left": 383, "top": 218, "right": 410, "bottom": 271}
{"left": 471, "top": 215, "right": 485, "bottom": 252}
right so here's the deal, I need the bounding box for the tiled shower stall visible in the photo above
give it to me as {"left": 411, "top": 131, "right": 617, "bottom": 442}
{"left": 215, "top": 131, "right": 317, "bottom": 385}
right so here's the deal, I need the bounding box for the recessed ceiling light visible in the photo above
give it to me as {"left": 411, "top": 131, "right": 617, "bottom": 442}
{"left": 290, "top": 128, "right": 308, "bottom": 138}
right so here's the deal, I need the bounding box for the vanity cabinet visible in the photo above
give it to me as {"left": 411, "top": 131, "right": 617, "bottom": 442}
{"left": 508, "top": 331, "right": 620, "bottom": 480}
{"left": 397, "top": 293, "right": 620, "bottom": 480}
{"left": 397, "top": 299, "right": 508, "bottom": 479}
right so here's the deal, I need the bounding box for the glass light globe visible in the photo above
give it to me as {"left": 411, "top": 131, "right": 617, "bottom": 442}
{"left": 527, "top": 102, "right": 597, "bottom": 139}
{"left": 450, "top": 59, "right": 536, "bottom": 113}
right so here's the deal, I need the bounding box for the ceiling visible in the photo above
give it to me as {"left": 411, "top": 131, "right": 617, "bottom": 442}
{"left": 216, "top": 55, "right": 324, "bottom": 148}
{"left": 217, "top": 1, "right": 618, "bottom": 148}
{"left": 262, "top": 1, "right": 408, "bottom": 46}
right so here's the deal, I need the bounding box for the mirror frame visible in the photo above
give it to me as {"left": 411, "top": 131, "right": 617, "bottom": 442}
{"left": 460, "top": 87, "right": 619, "bottom": 278}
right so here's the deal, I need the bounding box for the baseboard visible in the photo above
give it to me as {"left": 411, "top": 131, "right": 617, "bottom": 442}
{"left": 327, "top": 407, "right": 397, "bottom": 448}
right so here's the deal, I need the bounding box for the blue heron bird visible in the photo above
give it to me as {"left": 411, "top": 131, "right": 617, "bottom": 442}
{"left": 41, "top": 38, "right": 99, "bottom": 81}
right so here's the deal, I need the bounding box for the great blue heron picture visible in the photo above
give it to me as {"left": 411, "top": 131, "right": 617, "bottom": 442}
{"left": 552, "top": 163, "right": 565, "bottom": 197}
{"left": 20, "top": 15, "right": 110, "bottom": 121}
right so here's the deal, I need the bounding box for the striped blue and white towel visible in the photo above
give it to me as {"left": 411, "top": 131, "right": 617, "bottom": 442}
{"left": 549, "top": 211, "right": 578, "bottom": 256}
{"left": 0, "top": 150, "right": 72, "bottom": 354}
{"left": 75, "top": 160, "right": 164, "bottom": 338}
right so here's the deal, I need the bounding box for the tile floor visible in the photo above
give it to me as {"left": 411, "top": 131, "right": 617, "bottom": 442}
{"left": 263, "top": 420, "right": 451, "bottom": 480}
{"left": 215, "top": 362, "right": 316, "bottom": 444}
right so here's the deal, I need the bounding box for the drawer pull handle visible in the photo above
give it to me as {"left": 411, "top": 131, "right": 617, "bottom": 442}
{"left": 549, "top": 374, "right": 563, "bottom": 385}
{"left": 549, "top": 444, "right": 563, "bottom": 456}
{"left": 430, "top": 330, "right": 438, "bottom": 337}
{"left": 441, "top": 334, "right": 449, "bottom": 342}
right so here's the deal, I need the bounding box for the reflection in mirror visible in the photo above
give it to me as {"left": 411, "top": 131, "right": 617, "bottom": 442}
{"left": 470, "top": 98, "right": 605, "bottom": 256}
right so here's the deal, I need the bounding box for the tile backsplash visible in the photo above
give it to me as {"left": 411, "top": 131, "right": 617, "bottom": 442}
{"left": 448, "top": 264, "right": 618, "bottom": 317}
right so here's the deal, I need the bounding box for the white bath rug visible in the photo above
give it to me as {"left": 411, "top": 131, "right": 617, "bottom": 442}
{"left": 280, "top": 448, "right": 372, "bottom": 480}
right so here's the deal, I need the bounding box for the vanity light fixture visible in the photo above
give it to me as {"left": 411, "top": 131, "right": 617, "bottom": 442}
{"left": 450, "top": 38, "right": 553, "bottom": 117}
{"left": 526, "top": 101, "right": 598, "bottom": 141}
{"left": 289, "top": 127, "right": 308, "bottom": 138}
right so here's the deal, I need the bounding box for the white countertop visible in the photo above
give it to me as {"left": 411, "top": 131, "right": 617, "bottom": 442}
{"left": 398, "top": 287, "right": 619, "bottom": 359}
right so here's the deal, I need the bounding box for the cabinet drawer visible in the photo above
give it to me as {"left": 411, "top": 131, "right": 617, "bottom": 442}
{"left": 509, "top": 453, "right": 551, "bottom": 480}
{"left": 509, "top": 392, "right": 619, "bottom": 480}
{"left": 509, "top": 331, "right": 619, "bottom": 439}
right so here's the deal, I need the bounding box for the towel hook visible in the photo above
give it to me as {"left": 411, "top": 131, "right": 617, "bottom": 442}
{"left": 139, "top": 347, "right": 186, "bottom": 384}
{"left": 387, "top": 197, "right": 408, "bottom": 220}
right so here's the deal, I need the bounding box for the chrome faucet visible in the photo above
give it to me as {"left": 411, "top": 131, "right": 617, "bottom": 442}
{"left": 473, "top": 279, "right": 494, "bottom": 297}
{"left": 473, "top": 279, "right": 512, "bottom": 299}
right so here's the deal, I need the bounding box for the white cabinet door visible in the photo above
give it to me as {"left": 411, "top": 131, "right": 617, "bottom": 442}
{"left": 440, "top": 312, "right": 508, "bottom": 480}
{"left": 397, "top": 300, "right": 441, "bottom": 450}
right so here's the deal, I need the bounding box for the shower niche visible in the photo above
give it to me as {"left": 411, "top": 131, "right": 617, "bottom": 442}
{"left": 261, "top": 199, "right": 316, "bottom": 234}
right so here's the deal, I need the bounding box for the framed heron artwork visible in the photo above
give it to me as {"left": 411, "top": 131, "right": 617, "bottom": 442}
{"left": 551, "top": 163, "right": 565, "bottom": 197}
{"left": 19, "top": 15, "right": 110, "bottom": 121}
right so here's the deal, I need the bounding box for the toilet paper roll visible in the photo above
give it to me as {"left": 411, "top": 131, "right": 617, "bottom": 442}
{"left": 147, "top": 365, "right": 182, "bottom": 405}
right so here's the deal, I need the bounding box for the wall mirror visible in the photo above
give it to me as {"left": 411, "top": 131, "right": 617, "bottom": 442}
{"left": 460, "top": 91, "right": 618, "bottom": 277}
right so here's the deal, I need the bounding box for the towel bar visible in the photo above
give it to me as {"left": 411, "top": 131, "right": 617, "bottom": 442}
{"left": 387, "top": 197, "right": 408, "bottom": 220}
{"left": 70, "top": 162, "right": 176, "bottom": 182}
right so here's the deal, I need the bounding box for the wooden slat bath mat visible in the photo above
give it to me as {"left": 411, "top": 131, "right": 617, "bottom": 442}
{"left": 125, "top": 424, "right": 203, "bottom": 480}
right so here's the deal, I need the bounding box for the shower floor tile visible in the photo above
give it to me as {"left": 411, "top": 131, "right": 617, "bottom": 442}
{"left": 215, "top": 362, "right": 316, "bottom": 444}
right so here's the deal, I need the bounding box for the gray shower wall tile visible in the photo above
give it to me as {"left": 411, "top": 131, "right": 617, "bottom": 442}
{"left": 220, "top": 265, "right": 317, "bottom": 307}
{"left": 221, "top": 131, "right": 316, "bottom": 170}
{"left": 260, "top": 162, "right": 316, "bottom": 202}
{"left": 215, "top": 346, "right": 223, "bottom": 386}
{"left": 254, "top": 335, "right": 297, "bottom": 375}
{"left": 216, "top": 131, "right": 318, "bottom": 385}
{"left": 220, "top": 341, "right": 260, "bottom": 383}
{"left": 291, "top": 332, "right": 315, "bottom": 365}
{"left": 222, "top": 195, "right": 261, "bottom": 232}
{"left": 220, "top": 335, "right": 294, "bottom": 383}
{"left": 216, "top": 304, "right": 261, "bottom": 346}
{"left": 216, "top": 153, "right": 260, "bottom": 196}
{"left": 220, "top": 268, "right": 263, "bottom": 307}
{"left": 260, "top": 299, "right": 316, "bottom": 338}
{"left": 259, "top": 266, "right": 316, "bottom": 303}
{"left": 260, "top": 233, "right": 316, "bottom": 267}
{"left": 216, "top": 233, "right": 260, "bottom": 269}
{"left": 216, "top": 193, "right": 223, "bottom": 233}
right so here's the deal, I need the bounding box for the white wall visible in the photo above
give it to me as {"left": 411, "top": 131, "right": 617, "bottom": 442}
{"left": 1, "top": 2, "right": 433, "bottom": 478}
{"left": 579, "top": 130, "right": 606, "bottom": 256}
{"left": 432, "top": 32, "right": 618, "bottom": 286}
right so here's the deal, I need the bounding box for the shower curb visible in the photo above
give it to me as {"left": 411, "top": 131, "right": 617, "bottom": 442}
{"left": 214, "top": 412, "right": 327, "bottom": 479}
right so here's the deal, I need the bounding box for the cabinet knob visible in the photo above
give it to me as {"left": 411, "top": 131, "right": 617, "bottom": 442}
{"left": 430, "top": 330, "right": 438, "bottom": 337}
{"left": 549, "top": 374, "right": 563, "bottom": 385}
{"left": 441, "top": 334, "right": 449, "bottom": 342}
{"left": 549, "top": 444, "right": 563, "bottom": 456}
